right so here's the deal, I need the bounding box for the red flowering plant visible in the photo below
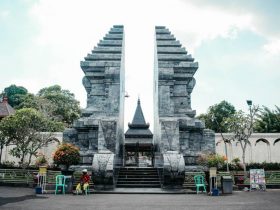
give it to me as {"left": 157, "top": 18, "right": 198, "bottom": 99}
{"left": 53, "top": 143, "right": 80, "bottom": 170}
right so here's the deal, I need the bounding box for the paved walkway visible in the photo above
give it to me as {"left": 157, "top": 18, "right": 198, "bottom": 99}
{"left": 0, "top": 186, "right": 280, "bottom": 210}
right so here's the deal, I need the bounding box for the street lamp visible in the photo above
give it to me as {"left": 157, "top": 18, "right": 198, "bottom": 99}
{"left": 246, "top": 100, "right": 253, "bottom": 132}
{"left": 246, "top": 100, "right": 252, "bottom": 107}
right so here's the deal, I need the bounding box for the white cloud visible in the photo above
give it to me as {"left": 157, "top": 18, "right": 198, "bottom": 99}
{"left": 263, "top": 39, "right": 280, "bottom": 55}
{"left": 0, "top": 0, "right": 278, "bottom": 133}
{"left": 0, "top": 10, "right": 10, "bottom": 19}
{"left": 23, "top": 0, "right": 260, "bottom": 130}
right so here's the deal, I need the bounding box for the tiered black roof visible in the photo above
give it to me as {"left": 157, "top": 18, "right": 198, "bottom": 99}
{"left": 125, "top": 99, "right": 153, "bottom": 138}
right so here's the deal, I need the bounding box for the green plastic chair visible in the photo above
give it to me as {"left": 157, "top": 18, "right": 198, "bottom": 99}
{"left": 55, "top": 175, "right": 66, "bottom": 195}
{"left": 194, "top": 175, "right": 207, "bottom": 194}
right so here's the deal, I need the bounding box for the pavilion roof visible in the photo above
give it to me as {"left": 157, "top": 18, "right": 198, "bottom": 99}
{"left": 125, "top": 99, "right": 153, "bottom": 138}
{"left": 0, "top": 97, "right": 15, "bottom": 118}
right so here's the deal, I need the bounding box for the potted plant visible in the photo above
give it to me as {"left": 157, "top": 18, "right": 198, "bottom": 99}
{"left": 35, "top": 154, "right": 48, "bottom": 167}
{"left": 35, "top": 154, "right": 48, "bottom": 178}
{"left": 53, "top": 143, "right": 80, "bottom": 174}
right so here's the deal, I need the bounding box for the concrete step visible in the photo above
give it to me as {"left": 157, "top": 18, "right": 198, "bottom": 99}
{"left": 118, "top": 172, "right": 158, "bottom": 175}
{"left": 116, "top": 167, "right": 161, "bottom": 188}
{"left": 117, "top": 181, "right": 161, "bottom": 184}
{"left": 117, "top": 178, "right": 160, "bottom": 181}
{"left": 118, "top": 175, "right": 159, "bottom": 178}
{"left": 116, "top": 184, "right": 161, "bottom": 188}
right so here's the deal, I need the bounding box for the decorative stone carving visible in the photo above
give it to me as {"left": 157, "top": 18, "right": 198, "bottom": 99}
{"left": 163, "top": 151, "right": 185, "bottom": 186}
{"left": 160, "top": 120, "right": 179, "bottom": 151}
{"left": 92, "top": 150, "right": 115, "bottom": 188}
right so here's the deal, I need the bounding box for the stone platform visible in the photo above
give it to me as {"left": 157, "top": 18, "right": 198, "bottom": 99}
{"left": 93, "top": 187, "right": 192, "bottom": 194}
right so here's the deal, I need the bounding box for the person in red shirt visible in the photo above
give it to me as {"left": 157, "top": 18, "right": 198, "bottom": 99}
{"left": 76, "top": 169, "right": 90, "bottom": 194}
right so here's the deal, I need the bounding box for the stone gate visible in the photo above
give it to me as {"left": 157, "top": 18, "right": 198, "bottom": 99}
{"left": 153, "top": 26, "right": 215, "bottom": 185}
{"left": 63, "top": 25, "right": 215, "bottom": 188}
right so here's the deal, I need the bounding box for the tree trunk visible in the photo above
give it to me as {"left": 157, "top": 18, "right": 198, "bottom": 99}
{"left": 242, "top": 149, "right": 247, "bottom": 181}
{"left": 20, "top": 153, "right": 25, "bottom": 167}
{"left": 0, "top": 146, "right": 3, "bottom": 164}
{"left": 28, "top": 153, "right": 33, "bottom": 167}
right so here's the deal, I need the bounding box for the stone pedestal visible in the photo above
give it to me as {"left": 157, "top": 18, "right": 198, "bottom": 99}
{"left": 92, "top": 150, "right": 115, "bottom": 189}
{"left": 162, "top": 151, "right": 185, "bottom": 186}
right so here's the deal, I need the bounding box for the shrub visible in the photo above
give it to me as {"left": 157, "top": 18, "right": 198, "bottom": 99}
{"left": 219, "top": 161, "right": 280, "bottom": 171}
{"left": 246, "top": 162, "right": 280, "bottom": 171}
{"left": 0, "top": 160, "right": 16, "bottom": 168}
{"left": 197, "top": 152, "right": 226, "bottom": 169}
{"left": 53, "top": 143, "right": 80, "bottom": 169}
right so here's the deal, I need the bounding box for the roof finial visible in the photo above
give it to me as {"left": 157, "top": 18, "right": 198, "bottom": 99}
{"left": 137, "top": 95, "right": 140, "bottom": 105}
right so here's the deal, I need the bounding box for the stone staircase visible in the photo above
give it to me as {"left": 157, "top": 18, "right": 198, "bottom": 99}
{"left": 116, "top": 167, "right": 161, "bottom": 188}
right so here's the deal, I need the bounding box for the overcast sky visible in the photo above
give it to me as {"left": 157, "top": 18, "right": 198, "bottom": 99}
{"left": 1, "top": 0, "right": 279, "bottom": 131}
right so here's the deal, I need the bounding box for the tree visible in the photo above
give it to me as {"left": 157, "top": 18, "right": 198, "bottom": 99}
{"left": 1, "top": 84, "right": 81, "bottom": 127}
{"left": 1, "top": 85, "right": 28, "bottom": 108}
{"left": 224, "top": 105, "right": 259, "bottom": 177}
{"left": 0, "top": 108, "right": 62, "bottom": 167}
{"left": 255, "top": 106, "right": 280, "bottom": 133}
{"left": 16, "top": 93, "right": 57, "bottom": 120}
{"left": 38, "top": 85, "right": 81, "bottom": 126}
{"left": 197, "top": 100, "right": 236, "bottom": 132}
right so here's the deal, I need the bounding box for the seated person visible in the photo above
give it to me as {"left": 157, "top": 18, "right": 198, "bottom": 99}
{"left": 76, "top": 169, "right": 90, "bottom": 194}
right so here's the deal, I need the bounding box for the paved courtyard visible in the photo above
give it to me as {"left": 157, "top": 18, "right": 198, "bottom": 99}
{"left": 0, "top": 186, "right": 280, "bottom": 210}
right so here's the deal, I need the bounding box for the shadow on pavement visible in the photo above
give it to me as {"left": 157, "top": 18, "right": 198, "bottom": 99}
{"left": 0, "top": 195, "right": 48, "bottom": 206}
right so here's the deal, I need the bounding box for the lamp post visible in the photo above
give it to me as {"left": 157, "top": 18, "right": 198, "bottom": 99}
{"left": 246, "top": 100, "right": 252, "bottom": 113}
{"left": 123, "top": 91, "right": 130, "bottom": 166}
{"left": 246, "top": 100, "right": 253, "bottom": 132}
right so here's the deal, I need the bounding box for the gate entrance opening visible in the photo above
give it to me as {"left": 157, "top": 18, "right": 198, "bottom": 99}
{"left": 125, "top": 143, "right": 153, "bottom": 167}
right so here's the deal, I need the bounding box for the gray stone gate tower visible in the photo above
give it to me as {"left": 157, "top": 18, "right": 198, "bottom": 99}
{"left": 153, "top": 26, "right": 215, "bottom": 184}
{"left": 64, "top": 25, "right": 125, "bottom": 187}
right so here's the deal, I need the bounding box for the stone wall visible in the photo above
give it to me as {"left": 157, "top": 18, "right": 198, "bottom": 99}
{"left": 1, "top": 132, "right": 62, "bottom": 166}
{"left": 2, "top": 132, "right": 280, "bottom": 166}
{"left": 216, "top": 133, "right": 280, "bottom": 163}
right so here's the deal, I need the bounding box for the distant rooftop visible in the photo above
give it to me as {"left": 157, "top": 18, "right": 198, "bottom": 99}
{"left": 0, "top": 97, "right": 15, "bottom": 118}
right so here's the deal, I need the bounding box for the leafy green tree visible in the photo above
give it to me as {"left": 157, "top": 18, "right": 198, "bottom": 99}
{"left": 38, "top": 85, "right": 81, "bottom": 126}
{"left": 1, "top": 84, "right": 80, "bottom": 128}
{"left": 197, "top": 100, "right": 236, "bottom": 132}
{"left": 16, "top": 93, "right": 56, "bottom": 119}
{"left": 0, "top": 108, "right": 63, "bottom": 167}
{"left": 1, "top": 85, "right": 28, "bottom": 108}
{"left": 224, "top": 105, "right": 259, "bottom": 177}
{"left": 255, "top": 106, "right": 280, "bottom": 132}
